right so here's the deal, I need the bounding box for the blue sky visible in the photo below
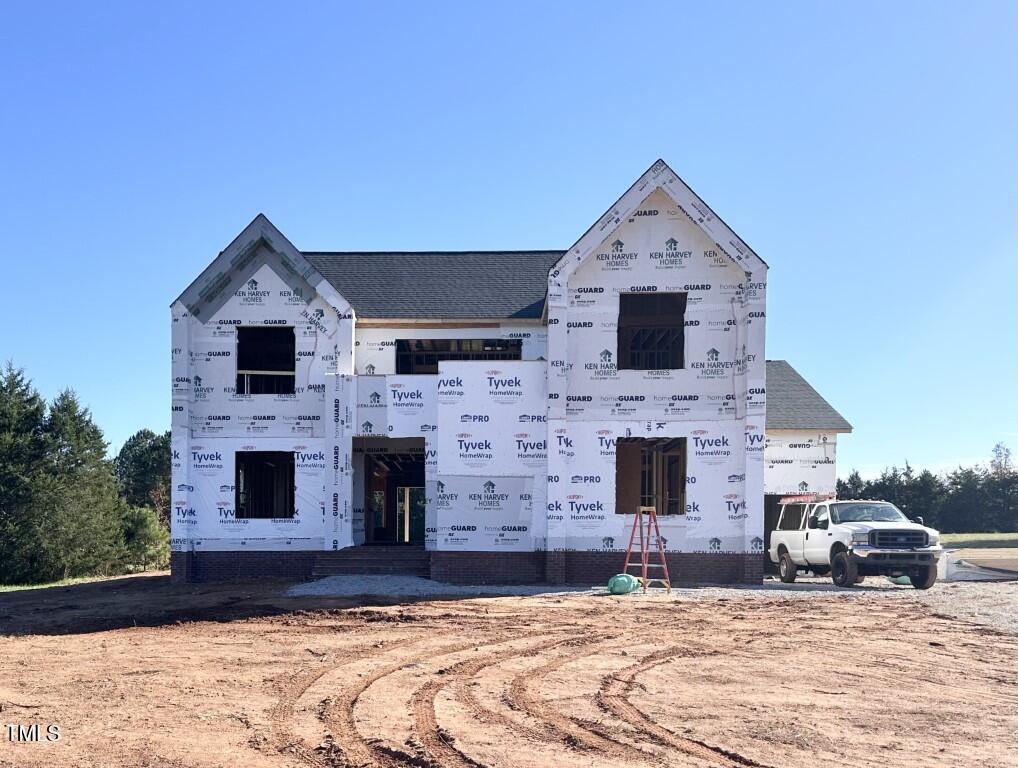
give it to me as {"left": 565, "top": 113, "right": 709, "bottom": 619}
{"left": 1, "top": 2, "right": 1014, "bottom": 477}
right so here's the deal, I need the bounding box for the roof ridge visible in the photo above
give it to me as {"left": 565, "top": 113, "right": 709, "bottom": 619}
{"left": 303, "top": 250, "right": 561, "bottom": 320}
{"left": 303, "top": 249, "right": 566, "bottom": 256}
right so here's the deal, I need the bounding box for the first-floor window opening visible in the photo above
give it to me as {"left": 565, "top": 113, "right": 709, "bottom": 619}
{"left": 236, "top": 451, "right": 295, "bottom": 519}
{"left": 236, "top": 326, "right": 296, "bottom": 395}
{"left": 394, "top": 338, "right": 522, "bottom": 374}
{"left": 615, "top": 438, "right": 686, "bottom": 516}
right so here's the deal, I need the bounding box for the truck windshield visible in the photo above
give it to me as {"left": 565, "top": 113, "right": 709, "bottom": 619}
{"left": 831, "top": 502, "right": 908, "bottom": 523}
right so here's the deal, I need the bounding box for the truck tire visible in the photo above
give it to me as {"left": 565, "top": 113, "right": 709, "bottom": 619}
{"left": 908, "top": 565, "right": 937, "bottom": 590}
{"left": 778, "top": 552, "right": 797, "bottom": 583}
{"left": 831, "top": 551, "right": 858, "bottom": 588}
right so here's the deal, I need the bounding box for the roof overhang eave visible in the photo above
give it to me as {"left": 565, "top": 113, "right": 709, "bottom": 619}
{"left": 353, "top": 316, "right": 548, "bottom": 326}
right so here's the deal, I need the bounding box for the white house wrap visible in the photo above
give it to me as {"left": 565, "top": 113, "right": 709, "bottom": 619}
{"left": 170, "top": 160, "right": 851, "bottom": 584}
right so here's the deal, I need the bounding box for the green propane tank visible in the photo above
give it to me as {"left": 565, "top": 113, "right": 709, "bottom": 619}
{"left": 607, "top": 573, "right": 640, "bottom": 594}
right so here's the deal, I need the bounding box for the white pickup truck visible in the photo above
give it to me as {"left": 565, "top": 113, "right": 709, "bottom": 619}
{"left": 769, "top": 496, "right": 942, "bottom": 589}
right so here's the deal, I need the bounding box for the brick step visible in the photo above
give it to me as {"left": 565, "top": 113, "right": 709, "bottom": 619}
{"left": 312, "top": 546, "right": 431, "bottom": 578}
{"left": 318, "top": 546, "right": 426, "bottom": 554}
{"left": 311, "top": 565, "right": 431, "bottom": 577}
{"left": 317, "top": 547, "right": 428, "bottom": 553}
{"left": 315, "top": 553, "right": 430, "bottom": 563}
{"left": 312, "top": 563, "right": 431, "bottom": 572}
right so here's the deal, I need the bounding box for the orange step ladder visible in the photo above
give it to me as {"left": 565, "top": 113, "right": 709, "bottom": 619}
{"left": 622, "top": 505, "right": 672, "bottom": 592}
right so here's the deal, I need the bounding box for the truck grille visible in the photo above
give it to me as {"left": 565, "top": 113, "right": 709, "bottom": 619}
{"left": 871, "top": 530, "right": 927, "bottom": 548}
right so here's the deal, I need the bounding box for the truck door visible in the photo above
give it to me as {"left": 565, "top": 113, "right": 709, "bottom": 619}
{"left": 804, "top": 503, "right": 832, "bottom": 565}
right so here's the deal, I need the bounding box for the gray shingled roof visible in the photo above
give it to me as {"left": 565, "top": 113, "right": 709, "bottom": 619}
{"left": 766, "top": 360, "right": 851, "bottom": 431}
{"left": 301, "top": 254, "right": 847, "bottom": 431}
{"left": 304, "top": 251, "right": 564, "bottom": 319}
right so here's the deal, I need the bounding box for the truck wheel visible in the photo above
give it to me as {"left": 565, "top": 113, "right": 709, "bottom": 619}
{"left": 908, "top": 565, "right": 937, "bottom": 590}
{"left": 778, "top": 553, "right": 797, "bottom": 583}
{"left": 831, "top": 551, "right": 858, "bottom": 587}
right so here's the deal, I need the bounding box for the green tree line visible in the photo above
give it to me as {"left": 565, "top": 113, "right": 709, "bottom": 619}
{"left": 837, "top": 443, "right": 1018, "bottom": 533}
{"left": 0, "top": 364, "right": 170, "bottom": 584}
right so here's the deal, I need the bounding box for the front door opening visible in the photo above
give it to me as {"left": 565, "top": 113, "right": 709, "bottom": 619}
{"left": 615, "top": 438, "right": 686, "bottom": 516}
{"left": 358, "top": 439, "right": 426, "bottom": 544}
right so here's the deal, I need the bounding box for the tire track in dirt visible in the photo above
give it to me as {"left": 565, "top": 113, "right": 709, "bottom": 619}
{"left": 595, "top": 646, "right": 773, "bottom": 768}
{"left": 322, "top": 630, "right": 559, "bottom": 768}
{"left": 450, "top": 622, "right": 720, "bottom": 752}
{"left": 503, "top": 634, "right": 668, "bottom": 764}
{"left": 269, "top": 663, "right": 339, "bottom": 767}
{"left": 410, "top": 633, "right": 586, "bottom": 767}
{"left": 268, "top": 639, "right": 421, "bottom": 767}
{"left": 450, "top": 660, "right": 558, "bottom": 745}
{"left": 818, "top": 647, "right": 1018, "bottom": 707}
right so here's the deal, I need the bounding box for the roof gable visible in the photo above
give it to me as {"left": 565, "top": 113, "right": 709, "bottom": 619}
{"left": 174, "top": 214, "right": 351, "bottom": 322}
{"left": 548, "top": 159, "right": 766, "bottom": 309}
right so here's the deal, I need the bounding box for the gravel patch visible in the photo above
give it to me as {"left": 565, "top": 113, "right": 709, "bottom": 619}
{"left": 289, "top": 574, "right": 1018, "bottom": 634}
{"left": 907, "top": 580, "right": 1018, "bottom": 634}
{"left": 287, "top": 575, "right": 590, "bottom": 598}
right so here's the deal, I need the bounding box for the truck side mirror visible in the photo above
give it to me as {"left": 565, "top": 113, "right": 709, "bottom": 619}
{"left": 915, "top": 516, "right": 924, "bottom": 526}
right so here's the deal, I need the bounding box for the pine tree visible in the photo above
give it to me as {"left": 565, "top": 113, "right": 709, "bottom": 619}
{"left": 0, "top": 364, "right": 50, "bottom": 582}
{"left": 121, "top": 505, "right": 170, "bottom": 571}
{"left": 836, "top": 470, "right": 867, "bottom": 499}
{"left": 114, "top": 429, "right": 171, "bottom": 526}
{"left": 987, "top": 443, "right": 1018, "bottom": 532}
{"left": 41, "top": 390, "right": 125, "bottom": 579}
{"left": 907, "top": 469, "right": 946, "bottom": 528}
{"left": 939, "top": 467, "right": 992, "bottom": 533}
{"left": 0, "top": 363, "right": 48, "bottom": 511}
{"left": 45, "top": 389, "right": 108, "bottom": 469}
{"left": 0, "top": 385, "right": 128, "bottom": 583}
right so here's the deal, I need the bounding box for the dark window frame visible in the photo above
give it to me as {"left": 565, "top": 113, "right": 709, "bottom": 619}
{"left": 394, "top": 338, "right": 523, "bottom": 375}
{"left": 235, "top": 451, "right": 296, "bottom": 519}
{"left": 236, "top": 326, "right": 296, "bottom": 395}
{"left": 616, "top": 292, "right": 687, "bottom": 371}
{"left": 615, "top": 437, "right": 687, "bottom": 516}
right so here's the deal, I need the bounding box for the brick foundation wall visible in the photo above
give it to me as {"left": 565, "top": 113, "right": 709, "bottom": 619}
{"left": 429, "top": 551, "right": 546, "bottom": 584}
{"left": 171, "top": 549, "right": 764, "bottom": 586}
{"left": 556, "top": 551, "right": 762, "bottom": 586}
{"left": 430, "top": 551, "right": 761, "bottom": 586}
{"left": 544, "top": 551, "right": 566, "bottom": 585}
{"left": 170, "top": 551, "right": 316, "bottom": 584}
{"left": 743, "top": 553, "right": 765, "bottom": 584}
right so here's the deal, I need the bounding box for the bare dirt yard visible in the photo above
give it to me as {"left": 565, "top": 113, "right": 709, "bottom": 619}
{"left": 0, "top": 574, "right": 1015, "bottom": 768}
